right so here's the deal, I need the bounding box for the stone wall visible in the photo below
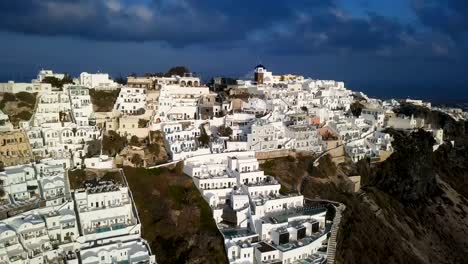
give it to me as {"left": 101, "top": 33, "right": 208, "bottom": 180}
{"left": 255, "top": 149, "right": 295, "bottom": 161}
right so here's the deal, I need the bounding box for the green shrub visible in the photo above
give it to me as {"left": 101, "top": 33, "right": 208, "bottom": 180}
{"left": 16, "top": 92, "right": 36, "bottom": 105}
{"left": 89, "top": 89, "right": 120, "bottom": 112}
{"left": 0, "top": 93, "right": 16, "bottom": 109}
{"left": 15, "top": 111, "right": 32, "bottom": 121}
{"left": 102, "top": 130, "right": 127, "bottom": 156}
{"left": 18, "top": 102, "right": 30, "bottom": 108}
{"left": 129, "top": 135, "right": 140, "bottom": 146}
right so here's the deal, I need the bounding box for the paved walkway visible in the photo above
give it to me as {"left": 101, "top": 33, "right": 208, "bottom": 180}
{"left": 327, "top": 204, "right": 346, "bottom": 264}
{"left": 146, "top": 159, "right": 180, "bottom": 169}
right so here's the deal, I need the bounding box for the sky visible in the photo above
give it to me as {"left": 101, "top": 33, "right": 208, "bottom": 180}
{"left": 0, "top": 0, "right": 467, "bottom": 100}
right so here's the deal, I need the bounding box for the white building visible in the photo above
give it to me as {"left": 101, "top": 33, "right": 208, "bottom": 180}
{"left": 0, "top": 110, "right": 13, "bottom": 131}
{"left": 80, "top": 238, "right": 156, "bottom": 264}
{"left": 0, "top": 161, "right": 69, "bottom": 206}
{"left": 73, "top": 183, "right": 140, "bottom": 242}
{"left": 162, "top": 122, "right": 210, "bottom": 160}
{"left": 34, "top": 70, "right": 66, "bottom": 83}
{"left": 0, "top": 81, "right": 52, "bottom": 94}
{"left": 224, "top": 113, "right": 255, "bottom": 141}
{"left": 386, "top": 115, "right": 424, "bottom": 130}
{"left": 68, "top": 86, "right": 94, "bottom": 126}
{"left": 80, "top": 72, "right": 119, "bottom": 90}
{"left": 157, "top": 85, "right": 210, "bottom": 121}
{"left": 114, "top": 87, "right": 147, "bottom": 116}
{"left": 184, "top": 152, "right": 332, "bottom": 264}
{"left": 22, "top": 88, "right": 101, "bottom": 161}
{"left": 345, "top": 131, "right": 393, "bottom": 162}
{"left": 361, "top": 108, "right": 386, "bottom": 128}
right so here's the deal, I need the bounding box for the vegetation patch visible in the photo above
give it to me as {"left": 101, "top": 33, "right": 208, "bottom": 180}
{"left": 0, "top": 92, "right": 37, "bottom": 126}
{"left": 102, "top": 130, "right": 128, "bottom": 156}
{"left": 89, "top": 89, "right": 120, "bottom": 112}
{"left": 41, "top": 74, "right": 73, "bottom": 88}
{"left": 68, "top": 169, "right": 124, "bottom": 190}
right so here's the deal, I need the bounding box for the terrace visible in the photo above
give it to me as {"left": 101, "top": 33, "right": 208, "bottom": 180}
{"left": 21, "top": 228, "right": 47, "bottom": 240}
{"left": 257, "top": 241, "right": 277, "bottom": 253}
{"left": 9, "top": 253, "right": 27, "bottom": 263}
{"left": 79, "top": 200, "right": 129, "bottom": 213}
{"left": 293, "top": 253, "right": 326, "bottom": 264}
{"left": 265, "top": 206, "right": 328, "bottom": 224}
{"left": 275, "top": 231, "right": 328, "bottom": 252}
{"left": 222, "top": 228, "right": 257, "bottom": 240}
{"left": 84, "top": 219, "right": 137, "bottom": 235}
{"left": 2, "top": 238, "right": 18, "bottom": 247}
{"left": 244, "top": 178, "right": 279, "bottom": 187}
{"left": 251, "top": 193, "right": 299, "bottom": 207}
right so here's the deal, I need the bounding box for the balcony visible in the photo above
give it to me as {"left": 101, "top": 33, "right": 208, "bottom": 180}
{"left": 84, "top": 220, "right": 137, "bottom": 235}
{"left": 31, "top": 248, "right": 42, "bottom": 257}
{"left": 62, "top": 224, "right": 76, "bottom": 230}
{"left": 22, "top": 231, "right": 46, "bottom": 240}
{"left": 63, "top": 235, "right": 73, "bottom": 243}
{"left": 9, "top": 255, "right": 27, "bottom": 262}
{"left": 3, "top": 239, "right": 18, "bottom": 247}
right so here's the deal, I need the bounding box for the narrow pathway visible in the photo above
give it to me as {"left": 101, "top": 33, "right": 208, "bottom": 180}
{"left": 145, "top": 159, "right": 180, "bottom": 169}
{"left": 327, "top": 204, "right": 346, "bottom": 264}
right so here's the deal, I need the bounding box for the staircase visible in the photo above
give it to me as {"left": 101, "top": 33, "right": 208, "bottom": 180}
{"left": 327, "top": 204, "right": 346, "bottom": 264}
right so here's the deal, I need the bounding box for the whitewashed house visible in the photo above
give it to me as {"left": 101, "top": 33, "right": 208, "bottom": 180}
{"left": 184, "top": 152, "right": 331, "bottom": 264}
{"left": 79, "top": 72, "right": 119, "bottom": 90}
{"left": 114, "top": 87, "right": 146, "bottom": 116}
{"left": 157, "top": 85, "right": 210, "bottom": 121}
{"left": 73, "top": 184, "right": 140, "bottom": 242}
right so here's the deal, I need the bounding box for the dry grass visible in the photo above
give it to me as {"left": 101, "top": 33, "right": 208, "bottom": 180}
{"left": 123, "top": 166, "right": 227, "bottom": 264}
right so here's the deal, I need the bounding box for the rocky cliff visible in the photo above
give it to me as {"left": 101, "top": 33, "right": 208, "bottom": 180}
{"left": 261, "top": 124, "right": 468, "bottom": 264}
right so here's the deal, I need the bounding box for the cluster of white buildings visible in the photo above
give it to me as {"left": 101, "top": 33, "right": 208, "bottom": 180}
{"left": 147, "top": 64, "right": 394, "bottom": 163}
{"left": 114, "top": 87, "right": 147, "bottom": 116}
{"left": 157, "top": 84, "right": 212, "bottom": 122}
{"left": 0, "top": 159, "right": 75, "bottom": 263}
{"left": 0, "top": 70, "right": 120, "bottom": 94}
{"left": 184, "top": 152, "right": 330, "bottom": 264}
{"left": 19, "top": 86, "right": 100, "bottom": 165}
{"left": 1, "top": 66, "right": 465, "bottom": 264}
{"left": 0, "top": 159, "right": 156, "bottom": 264}
{"left": 71, "top": 177, "right": 155, "bottom": 264}
{"left": 0, "top": 68, "right": 157, "bottom": 263}
{"left": 79, "top": 72, "right": 119, "bottom": 90}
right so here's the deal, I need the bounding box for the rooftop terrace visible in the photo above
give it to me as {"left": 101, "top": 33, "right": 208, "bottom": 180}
{"left": 222, "top": 228, "right": 256, "bottom": 239}
{"left": 266, "top": 206, "right": 327, "bottom": 224}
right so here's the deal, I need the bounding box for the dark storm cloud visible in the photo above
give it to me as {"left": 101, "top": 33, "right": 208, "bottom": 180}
{"left": 0, "top": 0, "right": 423, "bottom": 56}
{"left": 412, "top": 0, "right": 468, "bottom": 40}
{"left": 0, "top": 0, "right": 333, "bottom": 43}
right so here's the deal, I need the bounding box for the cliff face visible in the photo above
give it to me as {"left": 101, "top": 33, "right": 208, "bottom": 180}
{"left": 335, "top": 129, "right": 468, "bottom": 264}
{"left": 394, "top": 103, "right": 467, "bottom": 139}
{"left": 371, "top": 129, "right": 438, "bottom": 202}
{"left": 261, "top": 126, "right": 468, "bottom": 264}
{"left": 123, "top": 166, "right": 227, "bottom": 264}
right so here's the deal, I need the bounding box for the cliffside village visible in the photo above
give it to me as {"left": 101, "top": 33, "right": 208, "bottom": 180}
{"left": 0, "top": 65, "right": 464, "bottom": 264}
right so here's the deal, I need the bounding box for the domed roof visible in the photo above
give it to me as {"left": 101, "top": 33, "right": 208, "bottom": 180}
{"left": 255, "top": 64, "right": 266, "bottom": 69}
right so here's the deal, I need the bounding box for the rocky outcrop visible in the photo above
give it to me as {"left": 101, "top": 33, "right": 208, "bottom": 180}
{"left": 371, "top": 129, "right": 438, "bottom": 202}
{"left": 263, "top": 128, "right": 468, "bottom": 264}
{"left": 335, "top": 130, "right": 468, "bottom": 264}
